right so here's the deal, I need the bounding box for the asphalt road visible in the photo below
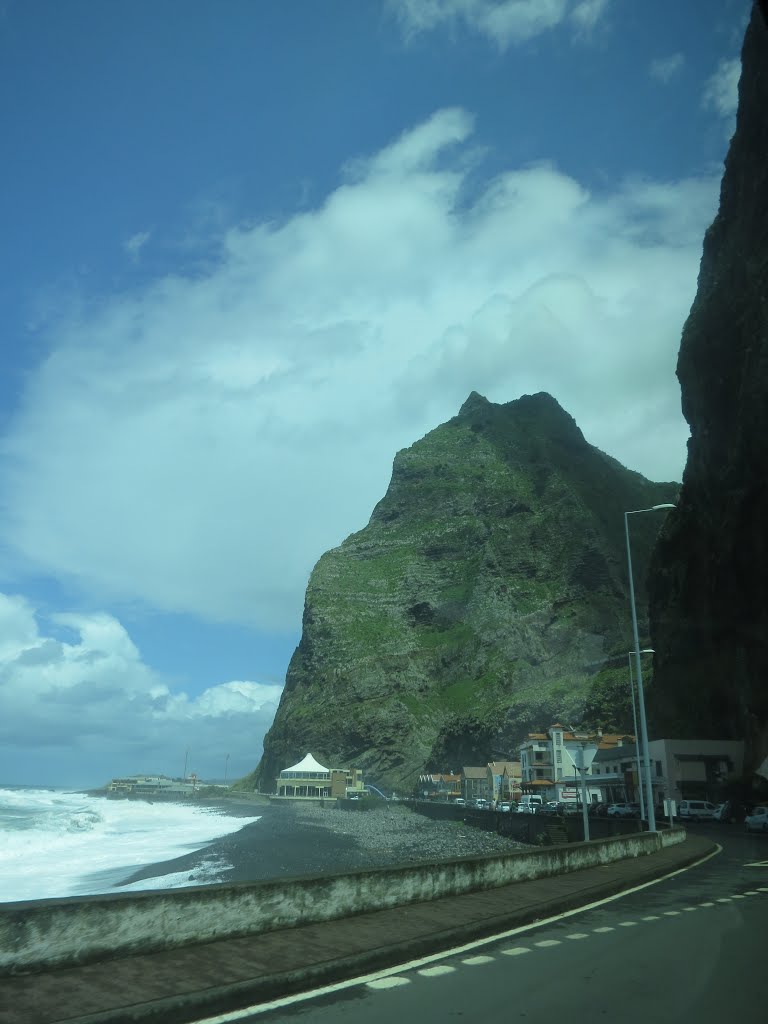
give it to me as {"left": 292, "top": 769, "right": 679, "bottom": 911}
{"left": 214, "top": 826, "right": 767, "bottom": 1024}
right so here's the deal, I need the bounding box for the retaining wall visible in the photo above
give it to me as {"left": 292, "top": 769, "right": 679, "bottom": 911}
{"left": 406, "top": 800, "right": 644, "bottom": 843}
{"left": 0, "top": 828, "right": 684, "bottom": 976}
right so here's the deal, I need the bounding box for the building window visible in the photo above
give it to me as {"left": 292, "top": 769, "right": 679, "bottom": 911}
{"left": 656, "top": 761, "right": 663, "bottom": 777}
{"left": 556, "top": 750, "right": 562, "bottom": 763}
{"left": 535, "top": 769, "right": 544, "bottom": 779}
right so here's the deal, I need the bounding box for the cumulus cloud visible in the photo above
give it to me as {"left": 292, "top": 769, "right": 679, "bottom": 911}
{"left": 649, "top": 53, "right": 685, "bottom": 84}
{"left": 0, "top": 108, "right": 719, "bottom": 634}
{"left": 702, "top": 56, "right": 741, "bottom": 119}
{"left": 0, "top": 593, "right": 282, "bottom": 786}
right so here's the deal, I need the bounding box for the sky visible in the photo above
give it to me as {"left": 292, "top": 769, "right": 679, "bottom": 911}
{"left": 0, "top": 0, "right": 751, "bottom": 788}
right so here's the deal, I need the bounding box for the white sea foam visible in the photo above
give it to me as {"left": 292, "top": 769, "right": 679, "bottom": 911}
{"left": 0, "top": 787, "right": 261, "bottom": 902}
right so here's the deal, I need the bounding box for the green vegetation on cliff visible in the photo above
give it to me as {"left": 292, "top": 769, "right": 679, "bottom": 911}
{"left": 252, "top": 391, "right": 677, "bottom": 791}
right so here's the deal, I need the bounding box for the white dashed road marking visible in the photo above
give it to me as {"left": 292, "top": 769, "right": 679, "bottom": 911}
{"left": 716, "top": 897, "right": 732, "bottom": 903}
{"left": 565, "top": 933, "right": 589, "bottom": 940}
{"left": 418, "top": 965, "right": 456, "bottom": 977}
{"left": 462, "top": 955, "right": 495, "bottom": 965}
{"left": 682, "top": 907, "right": 697, "bottom": 912}
{"left": 534, "top": 939, "right": 561, "bottom": 947}
{"left": 699, "top": 901, "right": 715, "bottom": 907}
{"left": 501, "top": 947, "right": 531, "bottom": 956}
{"left": 619, "top": 921, "right": 637, "bottom": 927}
{"left": 663, "top": 910, "right": 680, "bottom": 916}
{"left": 593, "top": 926, "right": 615, "bottom": 933}
{"left": 367, "top": 977, "right": 410, "bottom": 990}
{"left": 642, "top": 915, "right": 660, "bottom": 921}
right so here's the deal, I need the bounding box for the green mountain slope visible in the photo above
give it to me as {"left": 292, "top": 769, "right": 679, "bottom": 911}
{"left": 251, "top": 392, "right": 677, "bottom": 792}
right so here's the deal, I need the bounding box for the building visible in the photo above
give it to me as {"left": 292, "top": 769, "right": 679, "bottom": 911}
{"left": 417, "top": 773, "right": 462, "bottom": 800}
{"left": 107, "top": 775, "right": 199, "bottom": 797}
{"left": 592, "top": 738, "right": 745, "bottom": 808}
{"left": 274, "top": 752, "right": 365, "bottom": 800}
{"left": 519, "top": 725, "right": 636, "bottom": 804}
{"left": 486, "top": 761, "right": 522, "bottom": 802}
{"left": 462, "top": 766, "right": 490, "bottom": 802}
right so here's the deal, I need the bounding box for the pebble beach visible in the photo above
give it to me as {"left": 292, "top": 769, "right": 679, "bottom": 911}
{"left": 118, "top": 800, "right": 525, "bottom": 890}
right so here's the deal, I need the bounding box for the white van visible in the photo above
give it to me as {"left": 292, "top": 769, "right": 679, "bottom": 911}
{"left": 678, "top": 800, "right": 718, "bottom": 821}
{"left": 517, "top": 795, "right": 543, "bottom": 814}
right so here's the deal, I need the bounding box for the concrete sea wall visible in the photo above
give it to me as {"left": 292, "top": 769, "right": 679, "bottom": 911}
{"left": 0, "top": 828, "right": 685, "bottom": 975}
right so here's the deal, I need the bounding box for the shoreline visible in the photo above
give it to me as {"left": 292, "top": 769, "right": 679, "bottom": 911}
{"left": 115, "top": 801, "right": 526, "bottom": 891}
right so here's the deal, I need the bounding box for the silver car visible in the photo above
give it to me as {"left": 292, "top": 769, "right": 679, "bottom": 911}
{"left": 744, "top": 806, "right": 768, "bottom": 833}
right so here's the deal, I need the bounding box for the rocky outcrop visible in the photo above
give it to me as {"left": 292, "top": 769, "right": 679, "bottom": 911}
{"left": 648, "top": 6, "right": 768, "bottom": 772}
{"left": 252, "top": 392, "right": 677, "bottom": 792}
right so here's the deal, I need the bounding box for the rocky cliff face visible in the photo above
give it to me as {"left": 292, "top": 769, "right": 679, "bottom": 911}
{"left": 253, "top": 392, "right": 677, "bottom": 792}
{"left": 648, "top": 6, "right": 768, "bottom": 772}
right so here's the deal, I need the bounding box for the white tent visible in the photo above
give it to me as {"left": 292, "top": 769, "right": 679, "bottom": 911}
{"left": 282, "top": 752, "right": 329, "bottom": 774}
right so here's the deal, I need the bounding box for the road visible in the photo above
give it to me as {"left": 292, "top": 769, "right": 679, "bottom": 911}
{"left": 202, "top": 826, "right": 767, "bottom": 1024}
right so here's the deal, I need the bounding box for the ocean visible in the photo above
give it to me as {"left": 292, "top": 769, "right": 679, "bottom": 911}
{"left": 0, "top": 786, "right": 262, "bottom": 903}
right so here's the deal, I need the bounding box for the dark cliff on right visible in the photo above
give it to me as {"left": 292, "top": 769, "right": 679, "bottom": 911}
{"left": 648, "top": 4, "right": 768, "bottom": 775}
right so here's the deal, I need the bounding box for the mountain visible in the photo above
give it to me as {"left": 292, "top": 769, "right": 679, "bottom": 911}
{"left": 648, "top": 6, "right": 768, "bottom": 774}
{"left": 250, "top": 392, "right": 677, "bottom": 793}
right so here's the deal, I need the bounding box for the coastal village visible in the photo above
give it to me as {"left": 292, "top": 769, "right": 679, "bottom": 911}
{"left": 107, "top": 726, "right": 745, "bottom": 815}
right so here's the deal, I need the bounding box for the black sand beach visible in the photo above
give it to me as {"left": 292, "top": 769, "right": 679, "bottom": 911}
{"left": 118, "top": 801, "right": 523, "bottom": 889}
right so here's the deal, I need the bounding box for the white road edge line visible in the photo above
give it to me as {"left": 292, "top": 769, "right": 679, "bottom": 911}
{"left": 188, "top": 843, "right": 723, "bottom": 1023}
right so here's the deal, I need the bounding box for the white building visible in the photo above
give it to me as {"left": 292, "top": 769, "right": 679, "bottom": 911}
{"left": 274, "top": 752, "right": 366, "bottom": 800}
{"left": 519, "top": 724, "right": 635, "bottom": 804}
{"left": 591, "top": 738, "right": 745, "bottom": 808}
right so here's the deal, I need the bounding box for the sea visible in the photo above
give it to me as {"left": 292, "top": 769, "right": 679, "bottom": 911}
{"left": 0, "top": 786, "right": 262, "bottom": 903}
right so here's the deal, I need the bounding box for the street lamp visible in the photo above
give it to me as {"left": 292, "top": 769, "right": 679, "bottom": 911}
{"left": 628, "top": 649, "right": 654, "bottom": 821}
{"left": 624, "top": 503, "right": 675, "bottom": 832}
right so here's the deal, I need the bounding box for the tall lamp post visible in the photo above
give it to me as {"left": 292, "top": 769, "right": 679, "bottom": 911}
{"left": 577, "top": 741, "right": 590, "bottom": 842}
{"left": 628, "top": 649, "right": 654, "bottom": 821}
{"left": 624, "top": 504, "right": 675, "bottom": 833}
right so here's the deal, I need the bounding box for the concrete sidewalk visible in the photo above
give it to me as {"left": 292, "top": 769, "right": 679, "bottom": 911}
{"left": 0, "top": 834, "right": 716, "bottom": 1024}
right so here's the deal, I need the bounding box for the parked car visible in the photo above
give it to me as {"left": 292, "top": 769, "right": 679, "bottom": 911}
{"left": 744, "top": 806, "right": 768, "bottom": 833}
{"left": 542, "top": 801, "right": 564, "bottom": 815}
{"left": 713, "top": 801, "right": 734, "bottom": 823}
{"left": 473, "top": 798, "right": 489, "bottom": 810}
{"left": 678, "top": 800, "right": 718, "bottom": 822}
{"left": 607, "top": 802, "right": 640, "bottom": 818}
{"left": 453, "top": 797, "right": 466, "bottom": 807}
{"left": 497, "top": 802, "right": 512, "bottom": 812}
{"left": 517, "top": 795, "right": 544, "bottom": 814}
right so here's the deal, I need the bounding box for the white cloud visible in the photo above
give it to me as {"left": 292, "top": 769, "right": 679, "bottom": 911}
{"left": 702, "top": 56, "right": 741, "bottom": 118}
{"left": 649, "top": 53, "right": 685, "bottom": 84}
{"left": 124, "top": 229, "right": 152, "bottom": 262}
{"left": 389, "top": 0, "right": 579, "bottom": 48}
{"left": 570, "top": 0, "right": 610, "bottom": 34}
{"left": 0, "top": 593, "right": 282, "bottom": 786}
{"left": 0, "top": 109, "right": 719, "bottom": 634}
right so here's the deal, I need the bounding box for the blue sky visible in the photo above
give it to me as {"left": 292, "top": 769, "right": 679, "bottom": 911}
{"left": 0, "top": 0, "right": 750, "bottom": 787}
